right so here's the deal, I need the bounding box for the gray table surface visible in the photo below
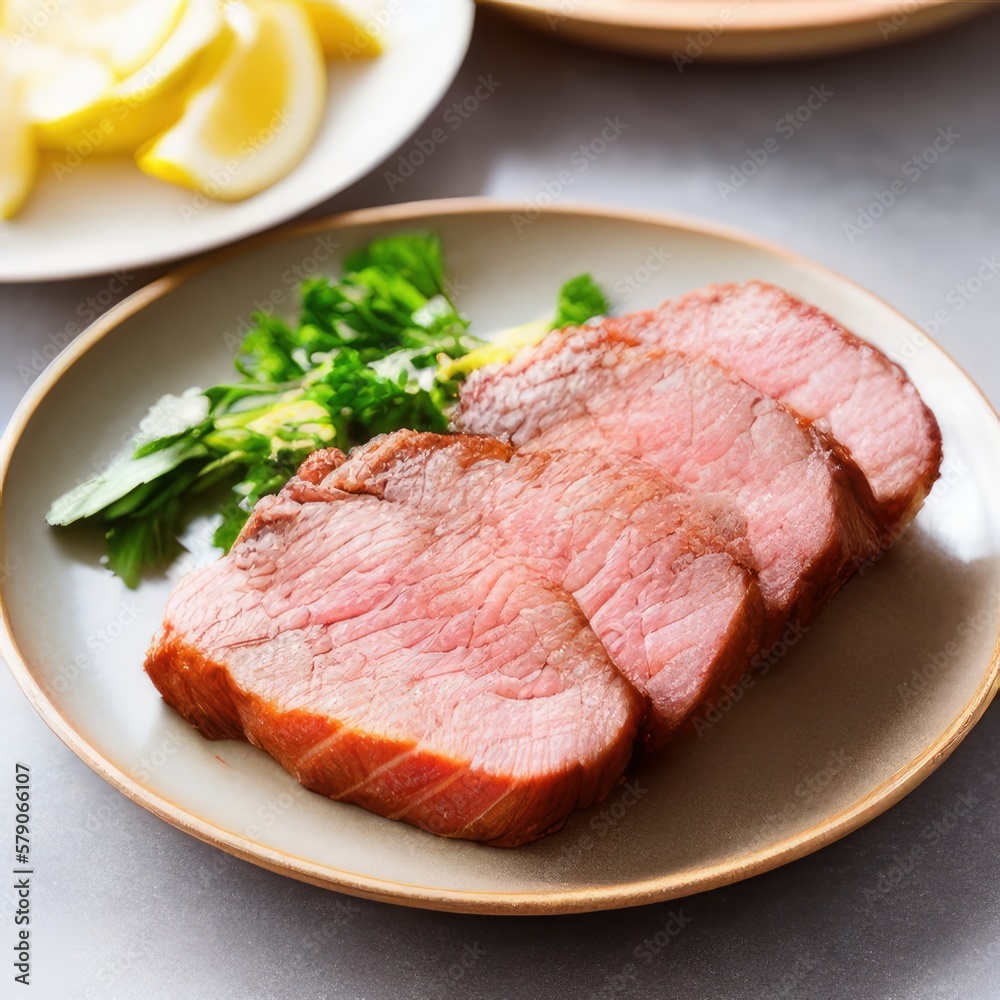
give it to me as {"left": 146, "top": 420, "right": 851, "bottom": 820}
{"left": 2, "top": 7, "right": 999, "bottom": 998}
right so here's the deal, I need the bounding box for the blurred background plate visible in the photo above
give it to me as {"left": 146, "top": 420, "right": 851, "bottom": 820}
{"left": 484, "top": 0, "right": 995, "bottom": 60}
{"left": 0, "top": 0, "right": 473, "bottom": 283}
{"left": 1, "top": 199, "right": 998, "bottom": 914}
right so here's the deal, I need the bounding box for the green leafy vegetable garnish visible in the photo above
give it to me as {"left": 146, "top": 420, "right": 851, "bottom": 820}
{"left": 554, "top": 273, "right": 612, "bottom": 329}
{"left": 47, "top": 232, "right": 610, "bottom": 587}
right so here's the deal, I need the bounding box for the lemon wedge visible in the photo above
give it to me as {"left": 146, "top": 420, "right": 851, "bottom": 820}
{"left": 16, "top": 45, "right": 116, "bottom": 135}
{"left": 296, "top": 0, "right": 382, "bottom": 59}
{"left": 28, "top": 0, "right": 230, "bottom": 154}
{"left": 137, "top": 0, "right": 326, "bottom": 201}
{"left": 0, "top": 64, "right": 38, "bottom": 220}
{"left": 5, "top": 0, "right": 186, "bottom": 78}
{"left": 101, "top": 0, "right": 189, "bottom": 78}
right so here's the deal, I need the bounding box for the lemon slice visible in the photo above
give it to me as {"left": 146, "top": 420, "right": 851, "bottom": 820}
{"left": 137, "top": 0, "right": 326, "bottom": 201}
{"left": 30, "top": 0, "right": 230, "bottom": 154}
{"left": 15, "top": 44, "right": 116, "bottom": 134}
{"left": 296, "top": 0, "right": 382, "bottom": 59}
{"left": 5, "top": 0, "right": 186, "bottom": 78}
{"left": 0, "top": 64, "right": 38, "bottom": 220}
{"left": 102, "top": 0, "right": 188, "bottom": 77}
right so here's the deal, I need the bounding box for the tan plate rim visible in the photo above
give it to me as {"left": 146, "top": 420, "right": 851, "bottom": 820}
{"left": 1, "top": 197, "right": 998, "bottom": 915}
{"left": 482, "top": 0, "right": 987, "bottom": 33}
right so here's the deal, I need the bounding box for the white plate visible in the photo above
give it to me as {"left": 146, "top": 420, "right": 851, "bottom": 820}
{"left": 0, "top": 1, "right": 474, "bottom": 282}
{"left": 1, "top": 199, "right": 998, "bottom": 914}
{"left": 486, "top": 0, "right": 989, "bottom": 61}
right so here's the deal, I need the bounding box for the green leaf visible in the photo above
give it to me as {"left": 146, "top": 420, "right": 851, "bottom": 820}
{"left": 47, "top": 391, "right": 211, "bottom": 526}
{"left": 105, "top": 501, "right": 185, "bottom": 589}
{"left": 235, "top": 315, "right": 304, "bottom": 382}
{"left": 343, "top": 231, "right": 446, "bottom": 299}
{"left": 553, "top": 273, "right": 610, "bottom": 329}
{"left": 46, "top": 442, "right": 201, "bottom": 526}
{"left": 212, "top": 501, "right": 250, "bottom": 554}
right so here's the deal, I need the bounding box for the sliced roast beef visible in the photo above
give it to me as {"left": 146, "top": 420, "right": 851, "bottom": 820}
{"left": 146, "top": 432, "right": 762, "bottom": 844}
{"left": 607, "top": 281, "right": 942, "bottom": 527}
{"left": 339, "top": 434, "right": 763, "bottom": 747}
{"left": 456, "top": 326, "right": 884, "bottom": 638}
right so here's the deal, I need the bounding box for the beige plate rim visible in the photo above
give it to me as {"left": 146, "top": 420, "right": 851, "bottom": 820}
{"left": 1, "top": 197, "right": 998, "bottom": 915}
{"left": 483, "top": 0, "right": 978, "bottom": 32}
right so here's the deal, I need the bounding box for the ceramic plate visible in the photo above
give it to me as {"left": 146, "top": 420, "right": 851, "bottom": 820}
{"left": 1, "top": 199, "right": 998, "bottom": 914}
{"left": 485, "top": 0, "right": 992, "bottom": 61}
{"left": 0, "top": 1, "right": 473, "bottom": 282}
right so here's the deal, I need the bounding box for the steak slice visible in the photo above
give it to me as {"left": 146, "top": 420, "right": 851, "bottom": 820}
{"left": 331, "top": 433, "right": 763, "bottom": 747}
{"left": 146, "top": 432, "right": 762, "bottom": 844}
{"left": 608, "top": 281, "right": 942, "bottom": 528}
{"left": 456, "top": 326, "right": 884, "bottom": 639}
{"left": 147, "top": 438, "right": 642, "bottom": 847}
